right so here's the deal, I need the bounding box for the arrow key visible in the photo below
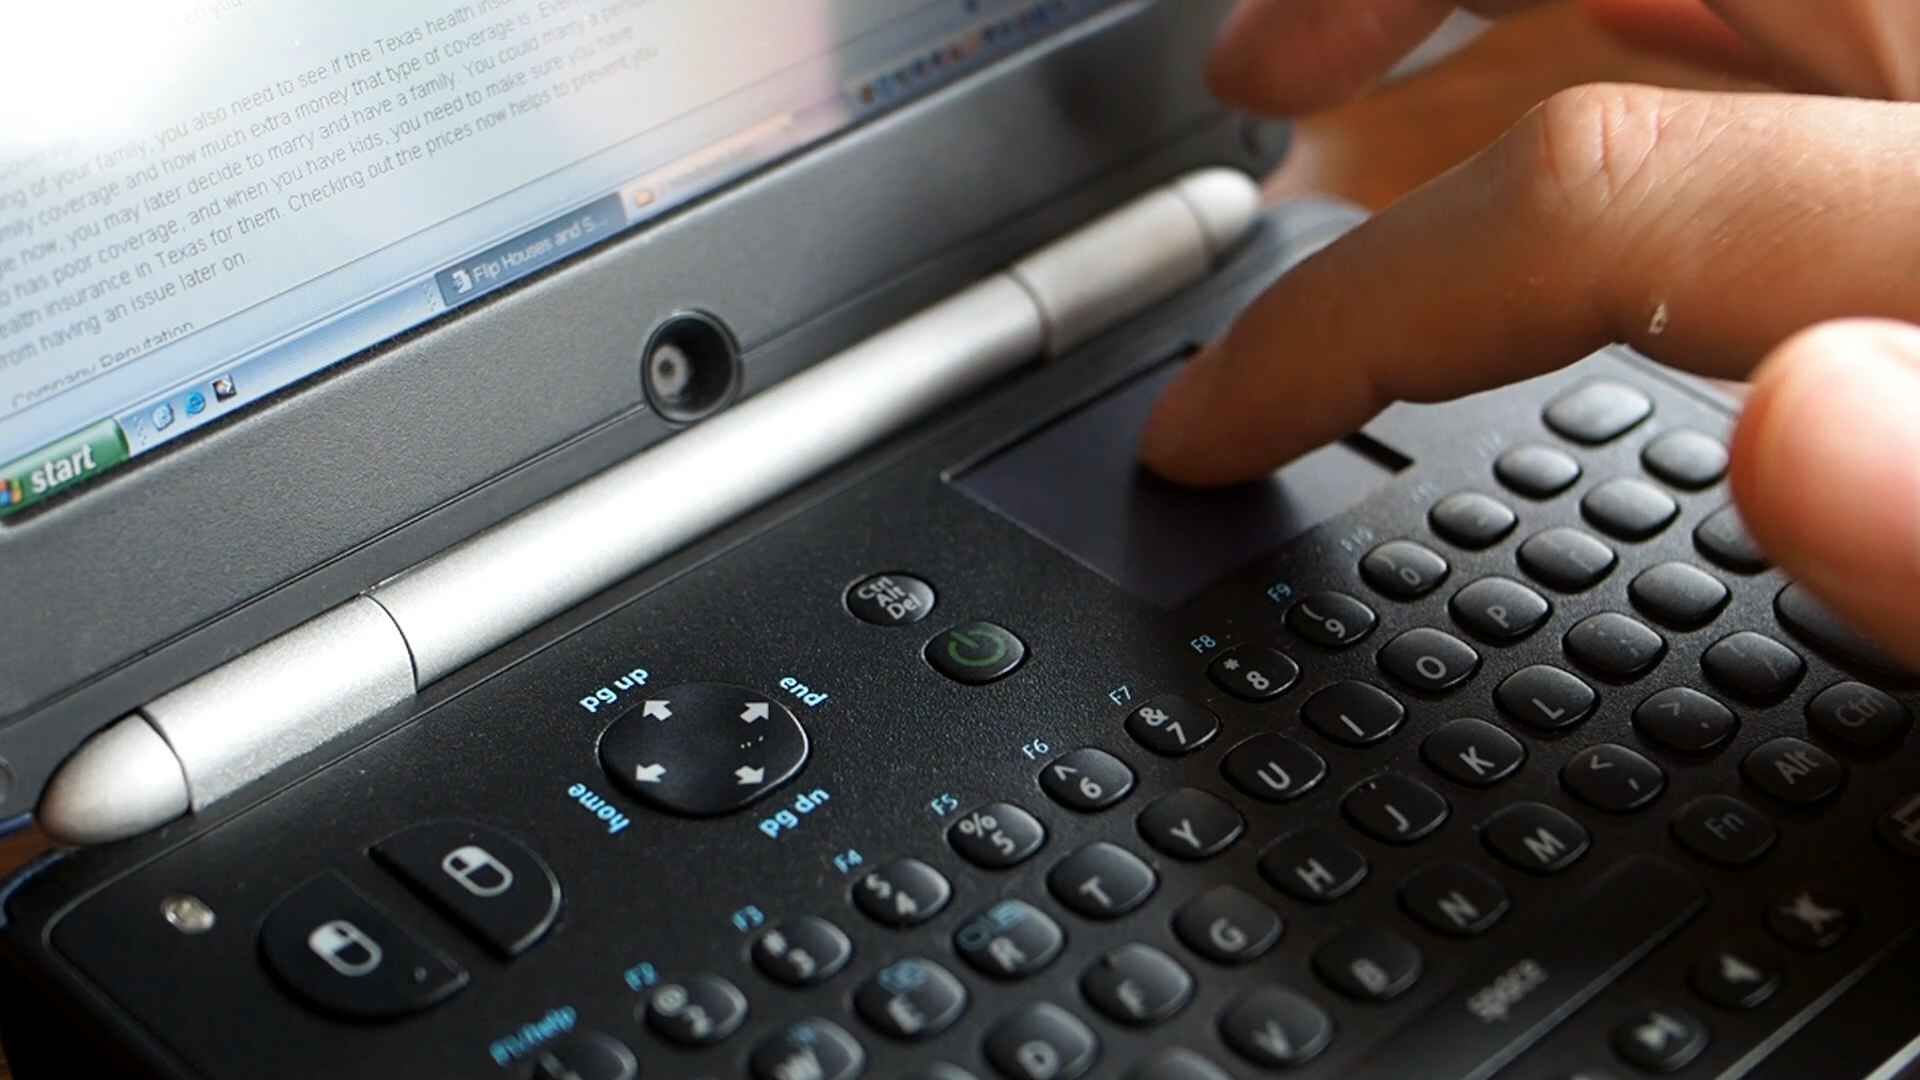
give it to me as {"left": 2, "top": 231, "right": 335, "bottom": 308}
{"left": 1612, "top": 1007, "right": 1708, "bottom": 1073}
{"left": 598, "top": 683, "right": 809, "bottom": 817}
{"left": 1220, "top": 986, "right": 1333, "bottom": 1069}
{"left": 1692, "top": 940, "right": 1781, "bottom": 1010}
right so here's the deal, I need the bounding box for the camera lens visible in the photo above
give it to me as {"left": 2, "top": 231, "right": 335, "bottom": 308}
{"left": 642, "top": 311, "right": 738, "bottom": 423}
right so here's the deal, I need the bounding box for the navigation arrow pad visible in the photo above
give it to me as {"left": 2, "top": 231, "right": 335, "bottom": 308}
{"left": 599, "top": 684, "right": 808, "bottom": 817}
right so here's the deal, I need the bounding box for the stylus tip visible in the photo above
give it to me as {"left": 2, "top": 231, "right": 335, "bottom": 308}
{"left": 39, "top": 717, "right": 189, "bottom": 845}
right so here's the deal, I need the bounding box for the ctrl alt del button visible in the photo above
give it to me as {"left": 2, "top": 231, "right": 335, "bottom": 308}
{"left": 259, "top": 871, "right": 467, "bottom": 1020}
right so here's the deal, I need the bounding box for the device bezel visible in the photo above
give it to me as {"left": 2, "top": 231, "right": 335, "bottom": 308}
{"left": 0, "top": 0, "right": 1289, "bottom": 820}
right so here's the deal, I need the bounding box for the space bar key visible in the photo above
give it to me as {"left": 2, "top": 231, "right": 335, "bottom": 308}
{"left": 1363, "top": 855, "right": 1707, "bottom": 1080}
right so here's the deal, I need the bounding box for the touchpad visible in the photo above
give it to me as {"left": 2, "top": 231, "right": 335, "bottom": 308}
{"left": 955, "top": 359, "right": 1409, "bottom": 609}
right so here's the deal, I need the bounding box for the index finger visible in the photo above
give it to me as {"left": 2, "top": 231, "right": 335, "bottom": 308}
{"left": 1140, "top": 85, "right": 1920, "bottom": 484}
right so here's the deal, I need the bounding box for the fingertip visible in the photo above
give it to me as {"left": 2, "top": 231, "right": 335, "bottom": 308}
{"left": 1732, "top": 319, "right": 1920, "bottom": 516}
{"left": 1139, "top": 346, "right": 1235, "bottom": 486}
{"left": 1580, "top": 0, "right": 1762, "bottom": 74}
{"left": 1731, "top": 319, "right": 1920, "bottom": 666}
{"left": 1205, "top": 0, "right": 1455, "bottom": 115}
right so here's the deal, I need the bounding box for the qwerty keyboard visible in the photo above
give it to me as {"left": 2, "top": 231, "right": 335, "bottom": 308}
{"left": 11, "top": 352, "right": 1920, "bottom": 1080}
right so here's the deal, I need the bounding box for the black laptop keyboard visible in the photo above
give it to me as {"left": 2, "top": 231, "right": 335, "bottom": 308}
{"left": 639, "top": 381, "right": 1905, "bottom": 1080}
{"left": 33, "top": 370, "right": 1920, "bottom": 1080}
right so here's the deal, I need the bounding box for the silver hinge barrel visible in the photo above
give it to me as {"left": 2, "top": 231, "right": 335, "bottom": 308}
{"left": 37, "top": 168, "right": 1260, "bottom": 844}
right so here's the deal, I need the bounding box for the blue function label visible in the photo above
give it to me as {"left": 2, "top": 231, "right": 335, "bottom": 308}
{"left": 566, "top": 781, "right": 630, "bottom": 835}
{"left": 576, "top": 664, "right": 650, "bottom": 715}
{"left": 778, "top": 675, "right": 830, "bottom": 707}
{"left": 486, "top": 1006, "right": 577, "bottom": 1068}
{"left": 757, "top": 787, "right": 832, "bottom": 840}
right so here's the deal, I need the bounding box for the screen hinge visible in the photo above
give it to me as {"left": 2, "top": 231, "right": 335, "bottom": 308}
{"left": 36, "top": 168, "right": 1260, "bottom": 844}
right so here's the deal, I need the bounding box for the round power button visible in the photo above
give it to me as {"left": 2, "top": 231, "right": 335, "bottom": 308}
{"left": 925, "top": 621, "right": 1026, "bottom": 685}
{"left": 846, "top": 573, "right": 936, "bottom": 627}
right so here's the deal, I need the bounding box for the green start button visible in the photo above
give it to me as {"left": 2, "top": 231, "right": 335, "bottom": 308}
{"left": 0, "top": 420, "right": 129, "bottom": 517}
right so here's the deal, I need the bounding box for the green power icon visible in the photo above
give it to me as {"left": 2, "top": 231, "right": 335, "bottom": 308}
{"left": 946, "top": 628, "right": 1010, "bottom": 667}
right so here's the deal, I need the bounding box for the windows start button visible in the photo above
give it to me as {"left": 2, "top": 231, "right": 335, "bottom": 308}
{"left": 0, "top": 419, "right": 129, "bottom": 517}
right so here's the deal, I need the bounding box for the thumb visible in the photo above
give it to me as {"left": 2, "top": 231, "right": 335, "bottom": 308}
{"left": 1732, "top": 319, "right": 1920, "bottom": 671}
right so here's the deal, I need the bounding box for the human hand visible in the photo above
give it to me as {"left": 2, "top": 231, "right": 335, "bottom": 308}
{"left": 1142, "top": 0, "right": 1920, "bottom": 666}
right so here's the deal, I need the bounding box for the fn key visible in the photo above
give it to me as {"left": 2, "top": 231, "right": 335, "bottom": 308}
{"left": 1360, "top": 856, "right": 1706, "bottom": 1080}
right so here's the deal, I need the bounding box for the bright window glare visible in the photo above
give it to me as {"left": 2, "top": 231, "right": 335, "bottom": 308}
{"left": 0, "top": 3, "right": 223, "bottom": 146}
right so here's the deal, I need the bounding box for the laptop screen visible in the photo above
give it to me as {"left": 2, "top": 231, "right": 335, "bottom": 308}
{"left": 0, "top": 0, "right": 1115, "bottom": 517}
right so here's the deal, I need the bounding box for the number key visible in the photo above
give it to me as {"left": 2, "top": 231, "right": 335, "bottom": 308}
{"left": 1287, "top": 592, "right": 1378, "bottom": 649}
{"left": 855, "top": 859, "right": 951, "bottom": 928}
{"left": 1041, "top": 748, "right": 1135, "bottom": 812}
{"left": 753, "top": 917, "right": 853, "bottom": 988}
{"left": 1362, "top": 540, "right": 1450, "bottom": 600}
{"left": 948, "top": 802, "right": 1046, "bottom": 869}
{"left": 1126, "top": 696, "right": 1220, "bottom": 757}
{"left": 1208, "top": 645, "right": 1300, "bottom": 702}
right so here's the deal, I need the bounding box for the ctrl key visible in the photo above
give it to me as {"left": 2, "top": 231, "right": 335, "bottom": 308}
{"left": 258, "top": 871, "right": 468, "bottom": 1020}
